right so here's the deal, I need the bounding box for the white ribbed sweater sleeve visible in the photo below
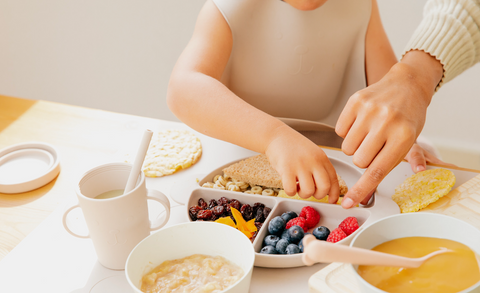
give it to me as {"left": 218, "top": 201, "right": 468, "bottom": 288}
{"left": 403, "top": 0, "right": 480, "bottom": 88}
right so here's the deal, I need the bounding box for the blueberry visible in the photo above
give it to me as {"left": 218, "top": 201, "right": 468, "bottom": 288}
{"left": 268, "top": 216, "right": 286, "bottom": 236}
{"left": 260, "top": 245, "right": 277, "bottom": 254}
{"left": 281, "top": 211, "right": 298, "bottom": 223}
{"left": 275, "top": 239, "right": 290, "bottom": 254}
{"left": 298, "top": 233, "right": 311, "bottom": 252}
{"left": 312, "top": 226, "right": 330, "bottom": 241}
{"left": 286, "top": 244, "right": 301, "bottom": 254}
{"left": 264, "top": 235, "right": 280, "bottom": 247}
{"left": 281, "top": 229, "right": 290, "bottom": 241}
{"left": 285, "top": 225, "right": 304, "bottom": 244}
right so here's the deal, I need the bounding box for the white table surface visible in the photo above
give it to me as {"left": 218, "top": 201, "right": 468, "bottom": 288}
{"left": 0, "top": 128, "right": 477, "bottom": 293}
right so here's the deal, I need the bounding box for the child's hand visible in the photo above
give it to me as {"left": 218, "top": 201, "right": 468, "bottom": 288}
{"left": 405, "top": 143, "right": 457, "bottom": 173}
{"left": 265, "top": 125, "right": 340, "bottom": 203}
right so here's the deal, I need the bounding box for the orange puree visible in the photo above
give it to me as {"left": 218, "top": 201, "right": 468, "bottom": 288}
{"left": 357, "top": 237, "right": 480, "bottom": 293}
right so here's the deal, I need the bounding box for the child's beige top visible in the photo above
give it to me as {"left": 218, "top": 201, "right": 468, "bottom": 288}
{"left": 213, "top": 0, "right": 371, "bottom": 127}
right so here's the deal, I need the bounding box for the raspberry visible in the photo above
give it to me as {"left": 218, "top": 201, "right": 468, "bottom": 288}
{"left": 338, "top": 217, "right": 359, "bottom": 236}
{"left": 285, "top": 217, "right": 308, "bottom": 232}
{"left": 326, "top": 227, "right": 347, "bottom": 243}
{"left": 299, "top": 206, "right": 320, "bottom": 229}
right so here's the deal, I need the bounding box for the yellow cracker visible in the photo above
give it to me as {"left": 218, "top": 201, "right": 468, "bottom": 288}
{"left": 142, "top": 130, "right": 202, "bottom": 177}
{"left": 392, "top": 168, "right": 456, "bottom": 213}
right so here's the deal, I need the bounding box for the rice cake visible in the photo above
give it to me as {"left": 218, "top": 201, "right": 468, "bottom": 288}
{"left": 392, "top": 168, "right": 456, "bottom": 213}
{"left": 142, "top": 130, "right": 202, "bottom": 177}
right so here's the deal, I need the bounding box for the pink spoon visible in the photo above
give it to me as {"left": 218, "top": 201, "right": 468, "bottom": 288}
{"left": 302, "top": 235, "right": 451, "bottom": 268}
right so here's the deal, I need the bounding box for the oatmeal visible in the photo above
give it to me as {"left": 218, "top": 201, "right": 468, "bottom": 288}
{"left": 141, "top": 254, "right": 244, "bottom": 293}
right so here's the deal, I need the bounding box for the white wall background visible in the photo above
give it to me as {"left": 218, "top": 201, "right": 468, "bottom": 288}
{"left": 0, "top": 0, "right": 479, "bottom": 169}
{"left": 0, "top": 0, "right": 205, "bottom": 122}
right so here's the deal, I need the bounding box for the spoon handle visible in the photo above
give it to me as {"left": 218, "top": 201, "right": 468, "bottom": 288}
{"left": 302, "top": 235, "right": 421, "bottom": 268}
{"left": 124, "top": 129, "right": 153, "bottom": 194}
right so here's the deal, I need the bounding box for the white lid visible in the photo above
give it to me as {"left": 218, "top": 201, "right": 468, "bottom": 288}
{"left": 0, "top": 142, "right": 61, "bottom": 194}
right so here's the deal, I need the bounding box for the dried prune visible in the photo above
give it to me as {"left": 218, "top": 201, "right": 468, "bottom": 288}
{"left": 240, "top": 204, "right": 253, "bottom": 221}
{"left": 262, "top": 207, "right": 271, "bottom": 222}
{"left": 189, "top": 205, "right": 203, "bottom": 221}
{"left": 225, "top": 204, "right": 232, "bottom": 216}
{"left": 212, "top": 205, "right": 225, "bottom": 216}
{"left": 208, "top": 199, "right": 217, "bottom": 209}
{"left": 198, "top": 198, "right": 208, "bottom": 209}
{"left": 230, "top": 199, "right": 241, "bottom": 211}
{"left": 252, "top": 202, "right": 265, "bottom": 215}
{"left": 197, "top": 209, "right": 213, "bottom": 220}
{"left": 255, "top": 207, "right": 265, "bottom": 222}
{"left": 218, "top": 197, "right": 230, "bottom": 206}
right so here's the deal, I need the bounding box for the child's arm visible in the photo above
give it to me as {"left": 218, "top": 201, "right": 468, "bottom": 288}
{"left": 364, "top": 0, "right": 397, "bottom": 85}
{"left": 167, "top": 0, "right": 340, "bottom": 202}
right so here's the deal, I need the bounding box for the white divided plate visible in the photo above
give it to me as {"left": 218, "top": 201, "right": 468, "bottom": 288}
{"left": 0, "top": 142, "right": 61, "bottom": 194}
{"left": 185, "top": 156, "right": 400, "bottom": 268}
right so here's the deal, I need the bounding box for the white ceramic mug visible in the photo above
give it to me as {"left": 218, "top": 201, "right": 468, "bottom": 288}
{"left": 62, "top": 162, "right": 171, "bottom": 270}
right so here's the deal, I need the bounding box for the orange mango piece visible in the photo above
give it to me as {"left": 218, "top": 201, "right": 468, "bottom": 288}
{"left": 214, "top": 216, "right": 236, "bottom": 229}
{"left": 231, "top": 207, "right": 257, "bottom": 238}
{"left": 246, "top": 218, "right": 257, "bottom": 232}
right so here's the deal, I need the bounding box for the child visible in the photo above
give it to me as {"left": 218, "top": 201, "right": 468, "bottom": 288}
{"left": 167, "top": 0, "right": 397, "bottom": 204}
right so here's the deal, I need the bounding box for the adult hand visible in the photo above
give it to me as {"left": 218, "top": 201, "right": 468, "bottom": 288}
{"left": 405, "top": 143, "right": 457, "bottom": 173}
{"left": 265, "top": 125, "right": 340, "bottom": 203}
{"left": 335, "top": 51, "right": 444, "bottom": 208}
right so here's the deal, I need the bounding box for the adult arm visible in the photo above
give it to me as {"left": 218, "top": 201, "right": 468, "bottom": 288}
{"left": 406, "top": 0, "right": 480, "bottom": 88}
{"left": 167, "top": 0, "right": 340, "bottom": 201}
{"left": 336, "top": 0, "right": 480, "bottom": 208}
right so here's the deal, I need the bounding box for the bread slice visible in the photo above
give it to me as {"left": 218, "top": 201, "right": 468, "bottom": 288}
{"left": 223, "top": 154, "right": 283, "bottom": 189}
{"left": 337, "top": 175, "right": 349, "bottom": 196}
{"left": 222, "top": 154, "right": 348, "bottom": 195}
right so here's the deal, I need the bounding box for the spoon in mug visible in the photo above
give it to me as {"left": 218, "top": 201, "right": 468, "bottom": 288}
{"left": 302, "top": 235, "right": 452, "bottom": 268}
{"left": 124, "top": 129, "right": 153, "bottom": 194}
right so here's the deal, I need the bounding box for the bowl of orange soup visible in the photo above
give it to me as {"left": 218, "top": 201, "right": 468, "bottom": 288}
{"left": 349, "top": 213, "right": 480, "bottom": 293}
{"left": 125, "top": 222, "right": 255, "bottom": 293}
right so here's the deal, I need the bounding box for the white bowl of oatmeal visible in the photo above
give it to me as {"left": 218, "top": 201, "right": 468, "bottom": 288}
{"left": 125, "top": 221, "right": 255, "bottom": 293}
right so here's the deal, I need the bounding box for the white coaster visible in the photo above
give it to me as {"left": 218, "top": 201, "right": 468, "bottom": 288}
{"left": 0, "top": 141, "right": 61, "bottom": 193}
